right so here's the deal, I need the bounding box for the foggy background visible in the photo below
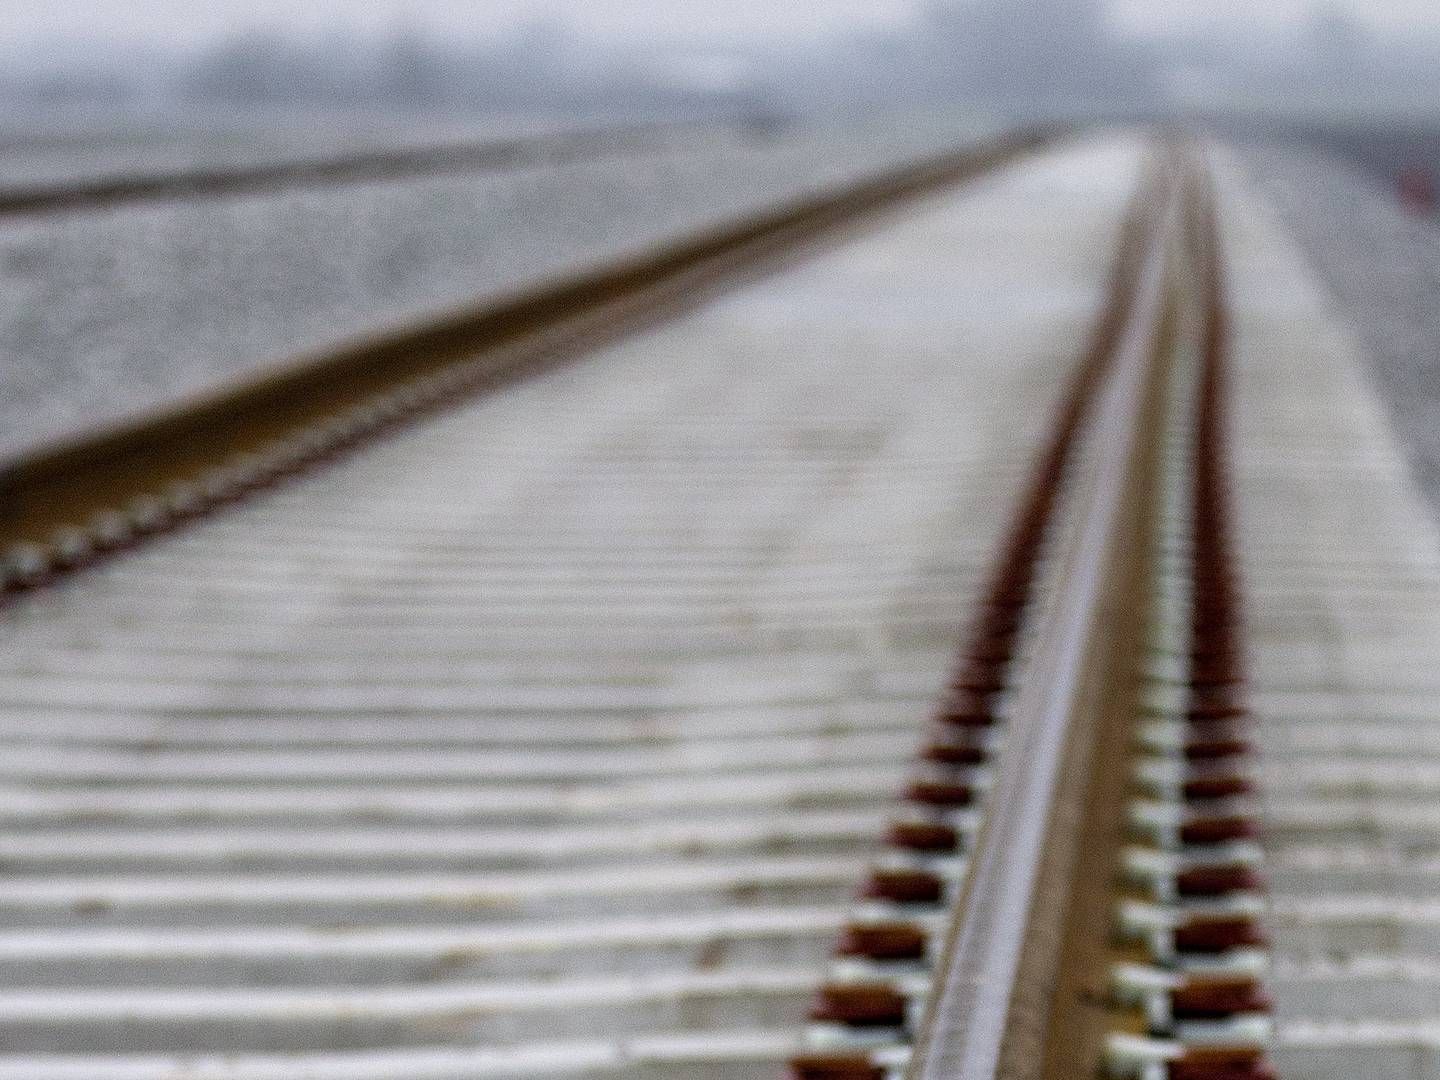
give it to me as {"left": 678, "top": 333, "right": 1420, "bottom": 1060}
{"left": 2, "top": 0, "right": 1436, "bottom": 127}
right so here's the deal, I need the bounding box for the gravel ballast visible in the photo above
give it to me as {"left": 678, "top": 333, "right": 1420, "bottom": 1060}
{"left": 1236, "top": 140, "right": 1440, "bottom": 508}
{"left": 0, "top": 116, "right": 990, "bottom": 460}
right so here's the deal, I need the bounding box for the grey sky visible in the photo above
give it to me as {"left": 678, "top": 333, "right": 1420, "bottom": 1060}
{"left": 4, "top": 0, "right": 1438, "bottom": 50}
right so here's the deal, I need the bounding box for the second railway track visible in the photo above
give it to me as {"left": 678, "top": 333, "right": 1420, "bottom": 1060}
{"left": 0, "top": 129, "right": 1436, "bottom": 1080}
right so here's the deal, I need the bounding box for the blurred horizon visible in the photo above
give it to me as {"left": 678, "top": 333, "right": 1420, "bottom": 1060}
{"left": 4, "top": 0, "right": 1440, "bottom": 127}
{"left": 7, "top": 0, "right": 1440, "bottom": 45}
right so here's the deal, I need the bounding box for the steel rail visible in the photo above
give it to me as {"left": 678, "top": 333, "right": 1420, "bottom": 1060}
{"left": 0, "top": 127, "right": 1055, "bottom": 591}
{"left": 0, "top": 123, "right": 688, "bottom": 218}
{"left": 907, "top": 154, "right": 1183, "bottom": 1080}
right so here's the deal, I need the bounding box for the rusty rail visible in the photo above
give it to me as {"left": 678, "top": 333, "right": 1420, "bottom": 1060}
{"left": 0, "top": 127, "right": 1056, "bottom": 592}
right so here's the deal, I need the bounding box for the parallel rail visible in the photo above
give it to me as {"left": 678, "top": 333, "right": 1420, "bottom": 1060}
{"left": 0, "top": 127, "right": 1052, "bottom": 590}
{"left": 0, "top": 123, "right": 712, "bottom": 218}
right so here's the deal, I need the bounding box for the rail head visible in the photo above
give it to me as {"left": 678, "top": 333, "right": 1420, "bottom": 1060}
{"left": 907, "top": 154, "right": 1182, "bottom": 1080}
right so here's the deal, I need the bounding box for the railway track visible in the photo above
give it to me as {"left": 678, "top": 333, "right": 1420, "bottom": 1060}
{"left": 0, "top": 127, "right": 1045, "bottom": 563}
{"left": 0, "top": 131, "right": 1433, "bottom": 1079}
{"left": 0, "top": 123, "right": 716, "bottom": 218}
{"left": 789, "top": 148, "right": 1271, "bottom": 1080}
